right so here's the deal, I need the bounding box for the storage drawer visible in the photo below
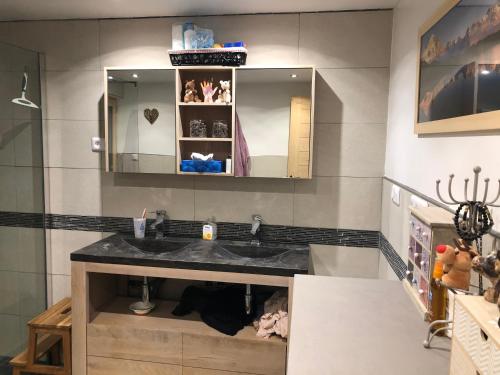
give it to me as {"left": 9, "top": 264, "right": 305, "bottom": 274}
{"left": 450, "top": 339, "right": 477, "bottom": 375}
{"left": 410, "top": 215, "right": 431, "bottom": 249}
{"left": 183, "top": 367, "right": 255, "bottom": 375}
{"left": 87, "top": 323, "right": 182, "bottom": 365}
{"left": 182, "top": 333, "right": 286, "bottom": 375}
{"left": 88, "top": 356, "right": 182, "bottom": 375}
{"left": 490, "top": 342, "right": 500, "bottom": 374}
{"left": 453, "top": 303, "right": 491, "bottom": 374}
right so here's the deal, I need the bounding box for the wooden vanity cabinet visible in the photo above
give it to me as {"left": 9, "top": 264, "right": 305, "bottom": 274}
{"left": 72, "top": 262, "right": 291, "bottom": 375}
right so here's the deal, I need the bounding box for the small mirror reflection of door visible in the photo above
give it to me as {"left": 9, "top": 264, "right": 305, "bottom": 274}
{"left": 288, "top": 96, "right": 311, "bottom": 179}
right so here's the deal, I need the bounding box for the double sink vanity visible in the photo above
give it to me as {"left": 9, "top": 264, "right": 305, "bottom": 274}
{"left": 70, "top": 231, "right": 309, "bottom": 375}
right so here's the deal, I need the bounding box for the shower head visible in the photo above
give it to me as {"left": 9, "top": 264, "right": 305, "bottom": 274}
{"left": 11, "top": 72, "right": 39, "bottom": 109}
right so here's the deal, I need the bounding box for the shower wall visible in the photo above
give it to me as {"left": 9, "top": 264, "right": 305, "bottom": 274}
{"left": 0, "top": 42, "right": 46, "bottom": 359}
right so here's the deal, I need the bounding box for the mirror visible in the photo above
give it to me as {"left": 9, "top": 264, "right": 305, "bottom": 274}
{"left": 106, "top": 69, "right": 176, "bottom": 174}
{"left": 235, "top": 68, "right": 314, "bottom": 178}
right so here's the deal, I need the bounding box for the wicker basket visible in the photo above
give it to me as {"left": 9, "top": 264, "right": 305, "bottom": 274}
{"left": 168, "top": 47, "right": 247, "bottom": 67}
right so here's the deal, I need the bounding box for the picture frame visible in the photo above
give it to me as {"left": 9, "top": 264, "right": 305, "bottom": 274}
{"left": 415, "top": 0, "right": 500, "bottom": 134}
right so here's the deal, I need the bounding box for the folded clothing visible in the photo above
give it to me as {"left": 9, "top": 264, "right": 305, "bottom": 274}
{"left": 172, "top": 285, "right": 252, "bottom": 336}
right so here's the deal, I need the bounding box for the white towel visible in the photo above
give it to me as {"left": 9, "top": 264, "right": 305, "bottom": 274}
{"left": 191, "top": 152, "right": 213, "bottom": 161}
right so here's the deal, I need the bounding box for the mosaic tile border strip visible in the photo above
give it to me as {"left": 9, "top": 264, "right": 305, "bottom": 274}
{"left": 378, "top": 233, "right": 407, "bottom": 280}
{"left": 0, "top": 211, "right": 380, "bottom": 248}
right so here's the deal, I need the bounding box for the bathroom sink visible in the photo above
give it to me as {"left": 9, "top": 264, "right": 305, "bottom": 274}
{"left": 124, "top": 238, "right": 188, "bottom": 254}
{"left": 222, "top": 244, "right": 289, "bottom": 259}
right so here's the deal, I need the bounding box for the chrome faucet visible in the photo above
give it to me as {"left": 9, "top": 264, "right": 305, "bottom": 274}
{"left": 149, "top": 210, "right": 166, "bottom": 239}
{"left": 250, "top": 214, "right": 263, "bottom": 246}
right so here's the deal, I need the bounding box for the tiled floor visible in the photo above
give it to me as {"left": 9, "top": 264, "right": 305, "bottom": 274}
{"left": 0, "top": 356, "right": 12, "bottom": 375}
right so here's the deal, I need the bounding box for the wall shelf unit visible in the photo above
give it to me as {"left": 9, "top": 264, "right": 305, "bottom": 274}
{"left": 176, "top": 67, "right": 235, "bottom": 176}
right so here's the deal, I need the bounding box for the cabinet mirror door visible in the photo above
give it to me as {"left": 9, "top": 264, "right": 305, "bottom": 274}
{"left": 235, "top": 68, "right": 314, "bottom": 178}
{"left": 105, "top": 69, "right": 176, "bottom": 174}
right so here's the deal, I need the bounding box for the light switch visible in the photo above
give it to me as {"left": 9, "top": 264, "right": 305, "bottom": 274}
{"left": 91, "top": 137, "right": 104, "bottom": 152}
{"left": 391, "top": 185, "right": 400, "bottom": 206}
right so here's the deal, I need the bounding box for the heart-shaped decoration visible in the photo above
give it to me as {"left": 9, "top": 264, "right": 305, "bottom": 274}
{"left": 144, "top": 108, "right": 159, "bottom": 124}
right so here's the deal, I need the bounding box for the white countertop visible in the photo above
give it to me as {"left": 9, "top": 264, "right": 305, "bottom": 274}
{"left": 287, "top": 275, "right": 451, "bottom": 375}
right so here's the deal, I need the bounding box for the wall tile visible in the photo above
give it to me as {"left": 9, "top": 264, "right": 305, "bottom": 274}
{"left": 0, "top": 227, "right": 18, "bottom": 272}
{"left": 299, "top": 11, "right": 393, "bottom": 68}
{"left": 45, "top": 120, "right": 100, "bottom": 169}
{"left": 15, "top": 166, "right": 44, "bottom": 213}
{"left": 45, "top": 70, "right": 103, "bottom": 121}
{"left": 17, "top": 272, "right": 46, "bottom": 317}
{"left": 13, "top": 118, "right": 43, "bottom": 167}
{"left": 47, "top": 167, "right": 102, "bottom": 215}
{"left": 0, "top": 270, "right": 19, "bottom": 315}
{"left": 315, "top": 68, "right": 390, "bottom": 124}
{"left": 0, "top": 314, "right": 22, "bottom": 357}
{"left": 381, "top": 179, "right": 413, "bottom": 264}
{"left": 49, "top": 229, "right": 102, "bottom": 275}
{"left": 0, "top": 119, "right": 15, "bottom": 166}
{"left": 99, "top": 18, "right": 173, "bottom": 67}
{"left": 0, "top": 71, "right": 17, "bottom": 121}
{"left": 293, "top": 177, "right": 382, "bottom": 230}
{"left": 101, "top": 172, "right": 195, "bottom": 220}
{"left": 313, "top": 123, "right": 386, "bottom": 177}
{"left": 194, "top": 177, "right": 294, "bottom": 225}
{"left": 0, "top": 166, "right": 17, "bottom": 211}
{"left": 17, "top": 227, "right": 45, "bottom": 274}
{"left": 5, "top": 20, "right": 100, "bottom": 71}
{"left": 310, "top": 244, "right": 380, "bottom": 278}
{"left": 195, "top": 14, "right": 300, "bottom": 65}
{"left": 50, "top": 274, "right": 71, "bottom": 302}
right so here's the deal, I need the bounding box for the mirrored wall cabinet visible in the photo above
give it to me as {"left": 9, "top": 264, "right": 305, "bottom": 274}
{"left": 104, "top": 66, "right": 315, "bottom": 178}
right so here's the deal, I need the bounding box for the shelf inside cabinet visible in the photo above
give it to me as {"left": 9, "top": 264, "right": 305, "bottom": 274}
{"left": 90, "top": 296, "right": 284, "bottom": 344}
{"left": 179, "top": 137, "right": 232, "bottom": 142}
{"left": 179, "top": 102, "right": 232, "bottom": 106}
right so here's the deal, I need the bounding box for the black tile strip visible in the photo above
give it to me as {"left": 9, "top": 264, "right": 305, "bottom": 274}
{"left": 378, "top": 233, "right": 407, "bottom": 280}
{"left": 1, "top": 211, "right": 380, "bottom": 248}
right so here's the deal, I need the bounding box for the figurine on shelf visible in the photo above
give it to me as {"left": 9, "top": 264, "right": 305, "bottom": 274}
{"left": 215, "top": 92, "right": 224, "bottom": 104}
{"left": 200, "top": 80, "right": 218, "bottom": 103}
{"left": 183, "top": 80, "right": 201, "bottom": 103}
{"left": 220, "top": 80, "right": 231, "bottom": 104}
{"left": 472, "top": 248, "right": 500, "bottom": 304}
{"left": 435, "top": 238, "right": 478, "bottom": 291}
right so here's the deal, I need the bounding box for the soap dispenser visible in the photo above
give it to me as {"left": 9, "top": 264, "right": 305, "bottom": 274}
{"left": 202, "top": 217, "right": 217, "bottom": 241}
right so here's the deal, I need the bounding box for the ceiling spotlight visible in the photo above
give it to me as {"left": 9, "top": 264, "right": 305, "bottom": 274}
{"left": 480, "top": 69, "right": 491, "bottom": 75}
{"left": 108, "top": 75, "right": 113, "bottom": 80}
{"left": 290, "top": 74, "right": 297, "bottom": 78}
{"left": 132, "top": 73, "right": 139, "bottom": 78}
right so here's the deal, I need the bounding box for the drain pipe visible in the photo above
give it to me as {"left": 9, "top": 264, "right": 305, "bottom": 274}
{"left": 245, "top": 284, "right": 252, "bottom": 315}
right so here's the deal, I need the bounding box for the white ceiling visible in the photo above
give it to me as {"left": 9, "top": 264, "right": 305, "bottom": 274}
{"left": 0, "top": 0, "right": 399, "bottom": 21}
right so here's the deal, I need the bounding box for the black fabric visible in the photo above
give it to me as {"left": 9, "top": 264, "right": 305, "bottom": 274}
{"left": 173, "top": 285, "right": 253, "bottom": 336}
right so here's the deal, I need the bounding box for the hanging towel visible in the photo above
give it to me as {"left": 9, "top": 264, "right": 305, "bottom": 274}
{"left": 234, "top": 113, "right": 251, "bottom": 177}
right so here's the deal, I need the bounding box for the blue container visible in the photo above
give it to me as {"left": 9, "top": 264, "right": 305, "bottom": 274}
{"left": 181, "top": 160, "right": 223, "bottom": 173}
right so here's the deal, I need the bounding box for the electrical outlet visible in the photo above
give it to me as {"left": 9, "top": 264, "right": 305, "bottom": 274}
{"left": 91, "top": 137, "right": 104, "bottom": 152}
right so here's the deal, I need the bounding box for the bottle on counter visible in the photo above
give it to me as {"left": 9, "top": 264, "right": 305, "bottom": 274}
{"left": 202, "top": 217, "right": 217, "bottom": 241}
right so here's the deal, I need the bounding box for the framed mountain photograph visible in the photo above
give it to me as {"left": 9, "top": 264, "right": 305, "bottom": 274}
{"left": 415, "top": 0, "right": 500, "bottom": 134}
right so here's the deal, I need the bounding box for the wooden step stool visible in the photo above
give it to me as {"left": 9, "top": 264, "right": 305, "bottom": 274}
{"left": 10, "top": 298, "right": 72, "bottom": 375}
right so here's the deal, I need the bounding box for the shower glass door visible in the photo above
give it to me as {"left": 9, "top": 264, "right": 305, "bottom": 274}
{"left": 0, "top": 42, "right": 46, "bottom": 370}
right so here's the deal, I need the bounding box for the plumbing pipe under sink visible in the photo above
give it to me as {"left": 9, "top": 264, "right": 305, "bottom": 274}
{"left": 245, "top": 284, "right": 252, "bottom": 315}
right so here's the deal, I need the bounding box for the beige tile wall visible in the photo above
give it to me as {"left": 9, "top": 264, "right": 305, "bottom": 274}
{"left": 0, "top": 10, "right": 393, "bottom": 303}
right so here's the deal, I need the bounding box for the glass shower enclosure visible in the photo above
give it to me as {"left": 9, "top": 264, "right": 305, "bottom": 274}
{"left": 0, "top": 42, "right": 46, "bottom": 372}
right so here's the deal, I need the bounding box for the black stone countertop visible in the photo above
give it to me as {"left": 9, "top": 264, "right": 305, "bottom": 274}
{"left": 70, "top": 234, "right": 309, "bottom": 277}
